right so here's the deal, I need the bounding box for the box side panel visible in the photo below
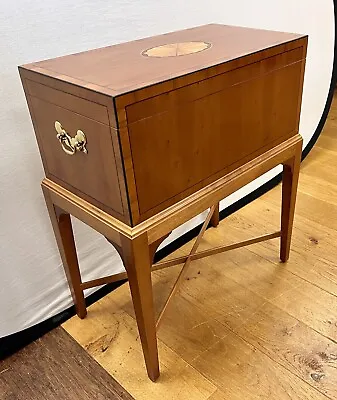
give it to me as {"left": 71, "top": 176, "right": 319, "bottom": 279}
{"left": 19, "top": 69, "right": 131, "bottom": 224}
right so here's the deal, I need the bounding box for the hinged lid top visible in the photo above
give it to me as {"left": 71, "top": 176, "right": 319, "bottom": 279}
{"left": 21, "top": 24, "right": 306, "bottom": 97}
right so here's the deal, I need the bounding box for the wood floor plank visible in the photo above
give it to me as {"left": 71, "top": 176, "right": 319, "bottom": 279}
{"left": 268, "top": 281, "right": 337, "bottom": 342}
{"left": 217, "top": 197, "right": 337, "bottom": 296}
{"left": 207, "top": 390, "right": 229, "bottom": 400}
{"left": 154, "top": 254, "right": 337, "bottom": 398}
{"left": 191, "top": 231, "right": 337, "bottom": 344}
{"left": 150, "top": 234, "right": 337, "bottom": 398}
{"left": 315, "top": 134, "right": 337, "bottom": 152}
{"left": 298, "top": 173, "right": 337, "bottom": 208}
{"left": 190, "top": 330, "right": 329, "bottom": 400}
{"left": 288, "top": 191, "right": 337, "bottom": 232}
{"left": 63, "top": 295, "right": 217, "bottom": 400}
{"left": 0, "top": 327, "right": 133, "bottom": 400}
{"left": 224, "top": 302, "right": 337, "bottom": 399}
{"left": 315, "top": 118, "right": 337, "bottom": 142}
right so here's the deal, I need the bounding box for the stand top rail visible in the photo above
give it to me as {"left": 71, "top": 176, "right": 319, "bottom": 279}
{"left": 42, "top": 134, "right": 302, "bottom": 245}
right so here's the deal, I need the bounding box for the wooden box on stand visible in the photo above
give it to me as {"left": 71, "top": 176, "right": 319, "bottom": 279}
{"left": 19, "top": 24, "right": 307, "bottom": 381}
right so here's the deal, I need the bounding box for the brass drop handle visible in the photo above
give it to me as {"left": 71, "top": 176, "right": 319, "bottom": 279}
{"left": 55, "top": 121, "right": 88, "bottom": 155}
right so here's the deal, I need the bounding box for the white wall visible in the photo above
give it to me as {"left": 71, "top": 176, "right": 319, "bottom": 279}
{"left": 0, "top": 1, "right": 334, "bottom": 337}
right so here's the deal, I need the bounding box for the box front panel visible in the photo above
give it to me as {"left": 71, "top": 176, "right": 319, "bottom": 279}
{"left": 126, "top": 57, "right": 305, "bottom": 219}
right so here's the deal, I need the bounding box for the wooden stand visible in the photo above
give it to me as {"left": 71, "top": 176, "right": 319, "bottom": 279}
{"left": 42, "top": 134, "right": 302, "bottom": 382}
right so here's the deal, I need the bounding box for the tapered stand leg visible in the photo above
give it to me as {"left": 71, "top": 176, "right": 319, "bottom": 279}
{"left": 210, "top": 203, "right": 220, "bottom": 227}
{"left": 121, "top": 234, "right": 159, "bottom": 382}
{"left": 280, "top": 148, "right": 301, "bottom": 262}
{"left": 42, "top": 187, "right": 87, "bottom": 319}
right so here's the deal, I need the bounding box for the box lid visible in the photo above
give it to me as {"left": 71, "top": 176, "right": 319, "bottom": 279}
{"left": 21, "top": 24, "right": 307, "bottom": 98}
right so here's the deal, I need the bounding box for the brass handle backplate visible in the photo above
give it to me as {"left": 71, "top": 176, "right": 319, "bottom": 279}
{"left": 55, "top": 121, "right": 88, "bottom": 156}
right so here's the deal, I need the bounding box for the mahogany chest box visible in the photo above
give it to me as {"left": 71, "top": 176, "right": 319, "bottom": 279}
{"left": 19, "top": 24, "right": 307, "bottom": 227}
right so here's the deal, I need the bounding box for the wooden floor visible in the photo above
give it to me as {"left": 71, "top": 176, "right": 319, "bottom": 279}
{"left": 63, "top": 97, "right": 337, "bottom": 400}
{"left": 0, "top": 327, "right": 134, "bottom": 400}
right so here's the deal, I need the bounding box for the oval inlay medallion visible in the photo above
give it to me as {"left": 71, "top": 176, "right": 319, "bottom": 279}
{"left": 142, "top": 41, "right": 211, "bottom": 58}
